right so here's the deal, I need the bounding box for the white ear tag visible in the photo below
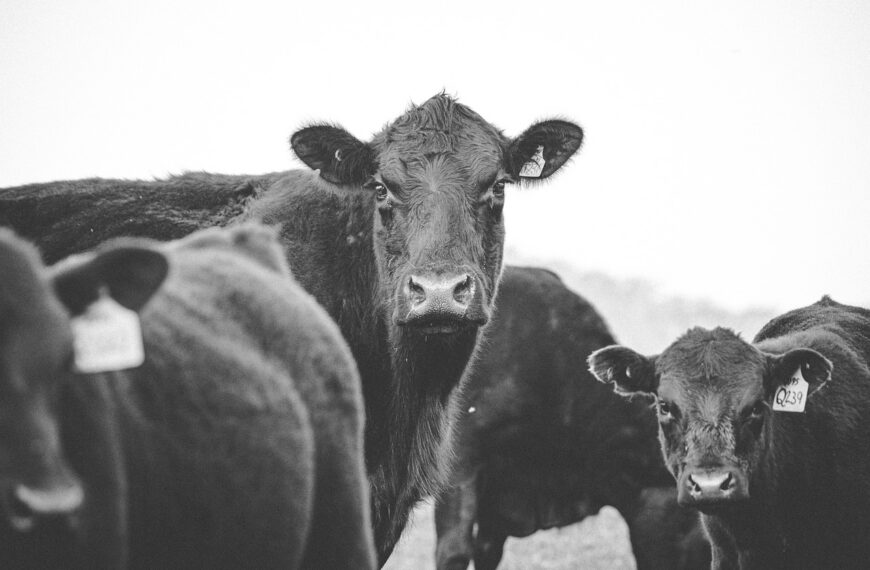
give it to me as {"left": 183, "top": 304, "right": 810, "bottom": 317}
{"left": 519, "top": 145, "right": 545, "bottom": 178}
{"left": 71, "top": 293, "right": 145, "bottom": 374}
{"left": 772, "top": 366, "right": 809, "bottom": 413}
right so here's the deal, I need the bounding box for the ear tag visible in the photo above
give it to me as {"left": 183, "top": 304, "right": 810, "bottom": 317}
{"left": 519, "top": 145, "right": 545, "bottom": 178}
{"left": 71, "top": 292, "right": 145, "bottom": 374}
{"left": 772, "top": 366, "right": 809, "bottom": 413}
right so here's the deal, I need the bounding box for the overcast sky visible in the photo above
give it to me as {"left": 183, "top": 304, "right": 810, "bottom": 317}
{"left": 2, "top": 0, "right": 868, "bottom": 312}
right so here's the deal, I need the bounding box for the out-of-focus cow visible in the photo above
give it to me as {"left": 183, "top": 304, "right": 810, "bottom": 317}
{"left": 590, "top": 296, "right": 870, "bottom": 569}
{"left": 0, "top": 225, "right": 374, "bottom": 569}
{"left": 435, "top": 266, "right": 708, "bottom": 570}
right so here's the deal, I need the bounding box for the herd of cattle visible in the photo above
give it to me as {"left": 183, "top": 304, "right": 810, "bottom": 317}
{"left": 0, "top": 93, "right": 868, "bottom": 569}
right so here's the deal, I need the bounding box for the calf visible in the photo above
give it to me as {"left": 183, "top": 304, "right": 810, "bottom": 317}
{"left": 0, "top": 93, "right": 584, "bottom": 561}
{"left": 589, "top": 296, "right": 870, "bottom": 569}
{"left": 434, "top": 266, "right": 708, "bottom": 570}
{"left": 0, "top": 225, "right": 375, "bottom": 569}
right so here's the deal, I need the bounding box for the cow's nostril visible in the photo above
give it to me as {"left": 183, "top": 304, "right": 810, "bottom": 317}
{"left": 721, "top": 472, "right": 734, "bottom": 491}
{"left": 408, "top": 277, "right": 426, "bottom": 304}
{"left": 453, "top": 275, "right": 473, "bottom": 303}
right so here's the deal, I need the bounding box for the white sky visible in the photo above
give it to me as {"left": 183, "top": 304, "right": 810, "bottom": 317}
{"left": 2, "top": 0, "right": 868, "bottom": 312}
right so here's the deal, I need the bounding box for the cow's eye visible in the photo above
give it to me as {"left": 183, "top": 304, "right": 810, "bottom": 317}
{"left": 492, "top": 180, "right": 507, "bottom": 198}
{"left": 372, "top": 182, "right": 389, "bottom": 201}
{"left": 749, "top": 401, "right": 767, "bottom": 418}
{"left": 366, "top": 180, "right": 390, "bottom": 202}
{"left": 657, "top": 400, "right": 674, "bottom": 418}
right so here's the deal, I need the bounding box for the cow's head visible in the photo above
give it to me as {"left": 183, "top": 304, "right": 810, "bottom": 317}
{"left": 0, "top": 229, "right": 167, "bottom": 531}
{"left": 588, "top": 328, "right": 832, "bottom": 512}
{"left": 291, "top": 94, "right": 583, "bottom": 340}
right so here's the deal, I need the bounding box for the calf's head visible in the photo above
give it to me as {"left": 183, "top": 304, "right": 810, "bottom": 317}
{"left": 0, "top": 229, "right": 167, "bottom": 531}
{"left": 291, "top": 94, "right": 583, "bottom": 338}
{"left": 588, "top": 328, "right": 831, "bottom": 512}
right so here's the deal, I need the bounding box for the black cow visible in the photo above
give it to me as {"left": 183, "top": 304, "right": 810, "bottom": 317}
{"left": 589, "top": 296, "right": 870, "bottom": 569}
{"left": 0, "top": 225, "right": 374, "bottom": 568}
{"left": 434, "top": 266, "right": 708, "bottom": 570}
{"left": 0, "top": 93, "right": 584, "bottom": 562}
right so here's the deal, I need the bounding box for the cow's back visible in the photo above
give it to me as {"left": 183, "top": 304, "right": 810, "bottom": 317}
{"left": 454, "top": 266, "right": 663, "bottom": 533}
{"left": 39, "top": 227, "right": 375, "bottom": 569}
{"left": 751, "top": 297, "right": 870, "bottom": 566}
{"left": 0, "top": 172, "right": 284, "bottom": 263}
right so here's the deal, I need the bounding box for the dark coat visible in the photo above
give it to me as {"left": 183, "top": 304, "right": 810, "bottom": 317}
{"left": 435, "top": 266, "right": 708, "bottom": 570}
{"left": 0, "top": 225, "right": 375, "bottom": 569}
{"left": 0, "top": 93, "right": 585, "bottom": 562}
{"left": 590, "top": 296, "right": 870, "bottom": 569}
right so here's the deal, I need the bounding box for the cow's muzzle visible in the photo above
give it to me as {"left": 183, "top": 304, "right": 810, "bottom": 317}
{"left": 396, "top": 272, "right": 488, "bottom": 333}
{"left": 677, "top": 467, "right": 749, "bottom": 510}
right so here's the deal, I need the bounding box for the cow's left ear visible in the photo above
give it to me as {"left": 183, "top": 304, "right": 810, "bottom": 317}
{"left": 588, "top": 345, "right": 659, "bottom": 395}
{"left": 765, "top": 348, "right": 833, "bottom": 396}
{"left": 507, "top": 120, "right": 584, "bottom": 181}
{"left": 52, "top": 242, "right": 169, "bottom": 316}
{"left": 291, "top": 124, "right": 376, "bottom": 186}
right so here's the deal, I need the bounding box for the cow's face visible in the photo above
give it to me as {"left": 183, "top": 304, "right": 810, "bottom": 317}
{"left": 588, "top": 328, "right": 831, "bottom": 513}
{"left": 291, "top": 94, "right": 583, "bottom": 339}
{"left": 0, "top": 230, "right": 167, "bottom": 531}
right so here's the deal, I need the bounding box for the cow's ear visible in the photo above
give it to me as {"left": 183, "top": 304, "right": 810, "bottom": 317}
{"left": 52, "top": 243, "right": 168, "bottom": 316}
{"left": 291, "top": 124, "right": 376, "bottom": 186}
{"left": 508, "top": 120, "right": 584, "bottom": 182}
{"left": 765, "top": 348, "right": 833, "bottom": 397}
{"left": 588, "top": 345, "right": 659, "bottom": 395}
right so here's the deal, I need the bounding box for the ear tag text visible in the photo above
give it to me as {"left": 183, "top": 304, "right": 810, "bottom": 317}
{"left": 71, "top": 293, "right": 145, "bottom": 373}
{"left": 772, "top": 366, "right": 808, "bottom": 413}
{"left": 519, "top": 145, "right": 545, "bottom": 178}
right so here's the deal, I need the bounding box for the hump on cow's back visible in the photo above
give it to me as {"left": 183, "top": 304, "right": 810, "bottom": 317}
{"left": 170, "top": 224, "right": 291, "bottom": 277}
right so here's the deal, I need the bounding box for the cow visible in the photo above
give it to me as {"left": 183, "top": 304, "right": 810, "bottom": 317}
{"left": 434, "top": 266, "right": 708, "bottom": 570}
{"left": 0, "top": 93, "right": 584, "bottom": 562}
{"left": 588, "top": 296, "right": 870, "bottom": 569}
{"left": 0, "top": 225, "right": 375, "bottom": 569}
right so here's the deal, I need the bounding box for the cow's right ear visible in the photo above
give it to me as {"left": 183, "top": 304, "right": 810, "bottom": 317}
{"left": 588, "top": 345, "right": 659, "bottom": 395}
{"left": 52, "top": 243, "right": 169, "bottom": 316}
{"left": 291, "top": 124, "right": 376, "bottom": 186}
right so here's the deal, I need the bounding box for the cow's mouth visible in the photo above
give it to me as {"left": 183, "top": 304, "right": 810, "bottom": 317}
{"left": 407, "top": 318, "right": 473, "bottom": 335}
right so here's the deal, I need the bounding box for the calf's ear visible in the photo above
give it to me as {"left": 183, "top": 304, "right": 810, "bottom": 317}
{"left": 508, "top": 120, "right": 584, "bottom": 181}
{"left": 765, "top": 348, "right": 833, "bottom": 396}
{"left": 291, "top": 124, "right": 376, "bottom": 186}
{"left": 52, "top": 243, "right": 169, "bottom": 316}
{"left": 588, "top": 345, "right": 659, "bottom": 395}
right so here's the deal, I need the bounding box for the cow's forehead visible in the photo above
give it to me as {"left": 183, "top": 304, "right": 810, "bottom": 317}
{"left": 373, "top": 95, "right": 506, "bottom": 173}
{"left": 657, "top": 327, "right": 766, "bottom": 403}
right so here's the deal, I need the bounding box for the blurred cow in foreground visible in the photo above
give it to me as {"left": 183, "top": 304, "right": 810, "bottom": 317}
{"left": 0, "top": 225, "right": 374, "bottom": 569}
{"left": 590, "top": 296, "right": 870, "bottom": 569}
{"left": 0, "top": 93, "right": 584, "bottom": 563}
{"left": 435, "top": 266, "right": 708, "bottom": 570}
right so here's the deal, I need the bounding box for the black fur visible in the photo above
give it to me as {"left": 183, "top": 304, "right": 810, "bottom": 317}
{"left": 435, "top": 267, "right": 708, "bottom": 570}
{"left": 0, "top": 93, "right": 584, "bottom": 563}
{"left": 592, "top": 298, "right": 870, "bottom": 569}
{"left": 0, "top": 226, "right": 375, "bottom": 568}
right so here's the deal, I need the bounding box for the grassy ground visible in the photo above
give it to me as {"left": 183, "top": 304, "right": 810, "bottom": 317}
{"left": 384, "top": 501, "right": 637, "bottom": 570}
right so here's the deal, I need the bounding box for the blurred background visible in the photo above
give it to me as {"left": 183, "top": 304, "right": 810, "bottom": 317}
{"left": 2, "top": 2, "right": 868, "bottom": 566}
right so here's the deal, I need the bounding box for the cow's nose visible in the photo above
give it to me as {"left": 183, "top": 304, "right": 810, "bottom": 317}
{"left": 406, "top": 274, "right": 474, "bottom": 316}
{"left": 687, "top": 471, "right": 736, "bottom": 499}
